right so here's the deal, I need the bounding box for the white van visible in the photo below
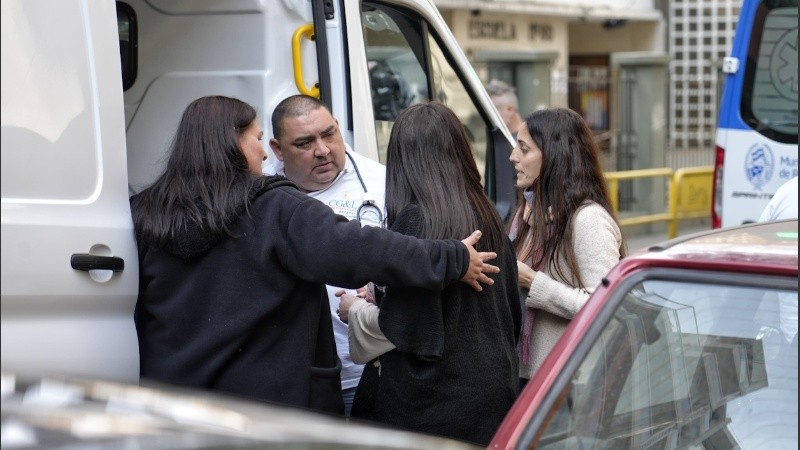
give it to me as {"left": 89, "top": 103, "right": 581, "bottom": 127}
{"left": 711, "top": 0, "right": 798, "bottom": 227}
{"left": 1, "top": 0, "right": 514, "bottom": 382}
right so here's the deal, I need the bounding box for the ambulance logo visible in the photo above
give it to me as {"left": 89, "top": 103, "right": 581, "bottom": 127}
{"left": 770, "top": 28, "right": 798, "bottom": 102}
{"left": 744, "top": 143, "right": 774, "bottom": 190}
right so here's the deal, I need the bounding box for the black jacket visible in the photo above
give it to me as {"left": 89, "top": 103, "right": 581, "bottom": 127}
{"left": 133, "top": 178, "right": 470, "bottom": 414}
{"left": 351, "top": 205, "right": 521, "bottom": 444}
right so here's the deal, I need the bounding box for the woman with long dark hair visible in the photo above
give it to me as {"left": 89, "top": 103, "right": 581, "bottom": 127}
{"left": 509, "top": 107, "right": 626, "bottom": 384}
{"left": 130, "top": 95, "right": 499, "bottom": 415}
{"left": 340, "top": 102, "right": 521, "bottom": 445}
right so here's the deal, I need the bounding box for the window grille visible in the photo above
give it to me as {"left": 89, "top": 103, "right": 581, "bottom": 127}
{"left": 668, "top": 0, "right": 741, "bottom": 168}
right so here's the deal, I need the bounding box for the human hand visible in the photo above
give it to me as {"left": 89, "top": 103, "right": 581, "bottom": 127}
{"left": 357, "top": 284, "right": 376, "bottom": 304}
{"left": 460, "top": 230, "right": 499, "bottom": 292}
{"left": 516, "top": 260, "right": 536, "bottom": 290}
{"left": 335, "top": 289, "right": 365, "bottom": 323}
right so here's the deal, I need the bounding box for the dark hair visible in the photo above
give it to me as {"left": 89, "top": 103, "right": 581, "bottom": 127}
{"left": 131, "top": 95, "right": 265, "bottom": 246}
{"left": 271, "top": 95, "right": 330, "bottom": 140}
{"left": 510, "top": 107, "right": 626, "bottom": 287}
{"left": 385, "top": 102, "right": 505, "bottom": 252}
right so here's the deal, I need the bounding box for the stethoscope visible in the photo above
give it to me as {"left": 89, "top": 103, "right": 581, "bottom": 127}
{"left": 346, "top": 151, "right": 385, "bottom": 227}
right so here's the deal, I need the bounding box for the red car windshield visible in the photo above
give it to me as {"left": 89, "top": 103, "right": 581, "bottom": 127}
{"left": 533, "top": 275, "right": 797, "bottom": 449}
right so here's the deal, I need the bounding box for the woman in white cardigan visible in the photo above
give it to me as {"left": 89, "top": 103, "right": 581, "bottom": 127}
{"left": 508, "top": 107, "right": 627, "bottom": 383}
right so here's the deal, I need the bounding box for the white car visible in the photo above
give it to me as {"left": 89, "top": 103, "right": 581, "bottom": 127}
{"left": 1, "top": 372, "right": 479, "bottom": 450}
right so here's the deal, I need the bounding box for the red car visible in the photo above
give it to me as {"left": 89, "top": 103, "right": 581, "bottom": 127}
{"left": 491, "top": 219, "right": 798, "bottom": 450}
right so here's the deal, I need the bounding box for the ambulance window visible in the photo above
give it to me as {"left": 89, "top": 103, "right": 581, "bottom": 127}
{"left": 116, "top": 2, "right": 137, "bottom": 91}
{"left": 427, "top": 35, "right": 489, "bottom": 183}
{"left": 361, "top": 3, "right": 489, "bottom": 184}
{"left": 362, "top": 5, "right": 427, "bottom": 162}
{"left": 741, "top": 1, "right": 797, "bottom": 144}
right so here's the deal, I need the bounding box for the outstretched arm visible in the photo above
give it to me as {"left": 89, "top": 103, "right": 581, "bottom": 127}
{"left": 282, "top": 195, "right": 500, "bottom": 291}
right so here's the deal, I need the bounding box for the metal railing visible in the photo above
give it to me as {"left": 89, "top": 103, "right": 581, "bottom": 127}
{"left": 605, "top": 166, "right": 713, "bottom": 238}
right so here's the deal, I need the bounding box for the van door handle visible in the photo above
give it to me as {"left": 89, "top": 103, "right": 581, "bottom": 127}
{"left": 71, "top": 254, "right": 125, "bottom": 272}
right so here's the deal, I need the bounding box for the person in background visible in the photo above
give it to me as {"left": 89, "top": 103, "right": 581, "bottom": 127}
{"left": 758, "top": 175, "right": 798, "bottom": 222}
{"left": 486, "top": 79, "right": 524, "bottom": 138}
{"left": 488, "top": 79, "right": 526, "bottom": 224}
{"left": 508, "top": 107, "right": 626, "bottom": 386}
{"left": 267, "top": 94, "right": 386, "bottom": 417}
{"left": 130, "top": 95, "right": 499, "bottom": 416}
{"left": 338, "top": 102, "right": 521, "bottom": 445}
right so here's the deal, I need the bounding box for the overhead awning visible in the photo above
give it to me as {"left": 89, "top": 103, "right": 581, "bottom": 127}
{"left": 433, "top": 0, "right": 663, "bottom": 22}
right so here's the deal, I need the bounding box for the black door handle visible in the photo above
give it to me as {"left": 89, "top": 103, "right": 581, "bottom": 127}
{"left": 71, "top": 254, "right": 125, "bottom": 272}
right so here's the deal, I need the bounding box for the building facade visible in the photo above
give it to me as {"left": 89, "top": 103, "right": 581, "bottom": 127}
{"left": 667, "top": 0, "right": 741, "bottom": 168}
{"left": 434, "top": 0, "right": 741, "bottom": 172}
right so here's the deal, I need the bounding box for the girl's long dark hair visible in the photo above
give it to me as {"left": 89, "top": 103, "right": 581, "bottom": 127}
{"left": 385, "top": 102, "right": 505, "bottom": 253}
{"left": 131, "top": 95, "right": 266, "bottom": 246}
{"left": 509, "top": 107, "right": 626, "bottom": 287}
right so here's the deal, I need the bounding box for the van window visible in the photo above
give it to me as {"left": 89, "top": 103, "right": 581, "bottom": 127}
{"left": 116, "top": 2, "right": 137, "bottom": 91}
{"left": 361, "top": 5, "right": 428, "bottom": 161}
{"left": 741, "top": 1, "right": 797, "bottom": 144}
{"left": 361, "top": 2, "right": 489, "bottom": 183}
{"left": 428, "top": 35, "right": 489, "bottom": 183}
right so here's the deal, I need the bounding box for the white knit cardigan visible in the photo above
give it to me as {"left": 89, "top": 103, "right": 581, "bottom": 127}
{"left": 519, "top": 201, "right": 623, "bottom": 379}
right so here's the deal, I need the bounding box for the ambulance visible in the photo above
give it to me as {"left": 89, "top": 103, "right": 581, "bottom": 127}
{"left": 1, "top": 0, "right": 515, "bottom": 382}
{"left": 712, "top": 0, "right": 798, "bottom": 227}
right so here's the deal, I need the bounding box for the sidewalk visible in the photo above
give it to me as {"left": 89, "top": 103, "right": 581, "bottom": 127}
{"left": 624, "top": 220, "right": 712, "bottom": 253}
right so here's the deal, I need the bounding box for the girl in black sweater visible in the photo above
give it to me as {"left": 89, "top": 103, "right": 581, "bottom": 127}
{"left": 341, "top": 102, "right": 521, "bottom": 444}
